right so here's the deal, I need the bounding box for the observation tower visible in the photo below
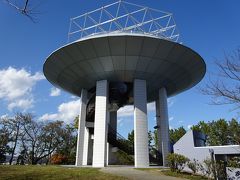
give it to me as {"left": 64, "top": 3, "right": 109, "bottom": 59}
{"left": 43, "top": 1, "right": 206, "bottom": 167}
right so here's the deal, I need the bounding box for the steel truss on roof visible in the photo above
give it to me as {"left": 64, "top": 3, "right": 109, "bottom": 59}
{"left": 68, "top": 0, "right": 180, "bottom": 43}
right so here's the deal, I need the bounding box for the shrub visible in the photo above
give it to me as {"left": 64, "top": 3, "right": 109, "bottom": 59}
{"left": 187, "top": 159, "right": 198, "bottom": 174}
{"left": 202, "top": 158, "right": 229, "bottom": 179}
{"left": 167, "top": 153, "right": 189, "bottom": 172}
{"left": 203, "top": 158, "right": 215, "bottom": 178}
{"left": 50, "top": 153, "right": 67, "bottom": 165}
{"left": 228, "top": 157, "right": 240, "bottom": 168}
{"left": 115, "top": 150, "right": 134, "bottom": 165}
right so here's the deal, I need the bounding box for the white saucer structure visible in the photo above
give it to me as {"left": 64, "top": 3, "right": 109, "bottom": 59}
{"left": 43, "top": 1, "right": 206, "bottom": 167}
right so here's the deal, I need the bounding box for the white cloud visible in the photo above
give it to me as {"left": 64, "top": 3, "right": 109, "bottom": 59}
{"left": 118, "top": 102, "right": 156, "bottom": 117}
{"left": 147, "top": 102, "right": 155, "bottom": 112}
{"left": 70, "top": 95, "right": 78, "bottom": 99}
{"left": 0, "top": 114, "right": 8, "bottom": 119}
{"left": 117, "top": 118, "right": 124, "bottom": 127}
{"left": 0, "top": 67, "right": 44, "bottom": 111}
{"left": 8, "top": 98, "right": 34, "bottom": 111}
{"left": 168, "top": 98, "right": 174, "bottom": 107}
{"left": 169, "top": 116, "right": 174, "bottom": 121}
{"left": 50, "top": 87, "right": 61, "bottom": 97}
{"left": 146, "top": 98, "right": 175, "bottom": 112}
{"left": 39, "top": 99, "right": 80, "bottom": 124}
{"left": 187, "top": 125, "right": 193, "bottom": 129}
{"left": 118, "top": 105, "right": 133, "bottom": 117}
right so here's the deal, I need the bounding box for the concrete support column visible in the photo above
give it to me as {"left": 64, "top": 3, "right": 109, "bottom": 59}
{"left": 158, "top": 87, "right": 170, "bottom": 167}
{"left": 134, "top": 79, "right": 149, "bottom": 168}
{"left": 155, "top": 100, "right": 162, "bottom": 162}
{"left": 82, "top": 127, "right": 90, "bottom": 165}
{"left": 76, "top": 89, "right": 88, "bottom": 166}
{"left": 92, "top": 80, "right": 108, "bottom": 167}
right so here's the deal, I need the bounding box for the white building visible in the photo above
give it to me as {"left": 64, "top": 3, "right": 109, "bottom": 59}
{"left": 174, "top": 130, "right": 240, "bottom": 163}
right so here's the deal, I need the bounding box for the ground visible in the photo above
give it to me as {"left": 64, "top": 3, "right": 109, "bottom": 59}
{"left": 136, "top": 168, "right": 208, "bottom": 180}
{"left": 101, "top": 166, "right": 184, "bottom": 180}
{"left": 0, "top": 165, "right": 208, "bottom": 180}
{"left": 0, "top": 165, "right": 126, "bottom": 180}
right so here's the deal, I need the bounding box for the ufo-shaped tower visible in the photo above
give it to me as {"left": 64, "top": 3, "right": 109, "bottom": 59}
{"left": 43, "top": 1, "right": 206, "bottom": 168}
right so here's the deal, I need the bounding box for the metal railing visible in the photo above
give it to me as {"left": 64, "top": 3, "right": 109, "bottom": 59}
{"left": 108, "top": 124, "right": 134, "bottom": 155}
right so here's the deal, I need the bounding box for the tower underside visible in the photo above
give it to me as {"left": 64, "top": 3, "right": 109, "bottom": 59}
{"left": 75, "top": 79, "right": 172, "bottom": 167}
{"left": 43, "top": 33, "right": 206, "bottom": 102}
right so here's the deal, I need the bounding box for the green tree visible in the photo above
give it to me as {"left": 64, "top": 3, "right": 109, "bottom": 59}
{"left": 55, "top": 123, "right": 77, "bottom": 164}
{"left": 153, "top": 126, "right": 186, "bottom": 147}
{"left": 191, "top": 119, "right": 240, "bottom": 146}
{"left": 169, "top": 126, "right": 186, "bottom": 144}
{"left": 208, "top": 119, "right": 229, "bottom": 145}
{"left": 127, "top": 130, "right": 134, "bottom": 147}
{"left": 0, "top": 125, "right": 10, "bottom": 163}
{"left": 191, "top": 121, "right": 210, "bottom": 134}
{"left": 128, "top": 130, "right": 153, "bottom": 148}
{"left": 228, "top": 118, "right": 240, "bottom": 144}
{"left": 1, "top": 113, "right": 23, "bottom": 165}
{"left": 73, "top": 115, "right": 79, "bottom": 129}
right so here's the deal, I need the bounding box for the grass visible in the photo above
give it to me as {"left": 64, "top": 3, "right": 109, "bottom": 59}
{"left": 0, "top": 165, "right": 127, "bottom": 180}
{"left": 137, "top": 168, "right": 208, "bottom": 180}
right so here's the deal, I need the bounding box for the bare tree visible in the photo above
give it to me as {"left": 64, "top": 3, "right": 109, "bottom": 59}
{"left": 20, "top": 114, "right": 64, "bottom": 164}
{"left": 0, "top": 113, "right": 25, "bottom": 165}
{"left": 201, "top": 48, "right": 240, "bottom": 109}
{"left": 3, "top": 0, "right": 42, "bottom": 22}
{"left": 0, "top": 123, "right": 10, "bottom": 163}
{"left": 41, "top": 121, "right": 64, "bottom": 164}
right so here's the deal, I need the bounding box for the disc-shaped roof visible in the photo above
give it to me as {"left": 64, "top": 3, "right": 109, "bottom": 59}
{"left": 43, "top": 33, "right": 206, "bottom": 102}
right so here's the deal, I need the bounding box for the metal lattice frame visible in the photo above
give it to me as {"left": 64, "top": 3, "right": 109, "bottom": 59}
{"left": 68, "top": 0, "right": 180, "bottom": 42}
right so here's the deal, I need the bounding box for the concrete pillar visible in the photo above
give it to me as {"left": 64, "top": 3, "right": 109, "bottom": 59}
{"left": 92, "top": 80, "right": 108, "bottom": 167}
{"left": 82, "top": 127, "right": 90, "bottom": 165}
{"left": 158, "top": 87, "right": 170, "bottom": 167}
{"left": 155, "top": 100, "right": 162, "bottom": 162}
{"left": 75, "top": 89, "right": 88, "bottom": 166}
{"left": 134, "top": 79, "right": 149, "bottom": 167}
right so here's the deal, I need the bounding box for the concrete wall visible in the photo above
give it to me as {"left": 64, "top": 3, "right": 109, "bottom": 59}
{"left": 174, "top": 130, "right": 210, "bottom": 162}
{"left": 173, "top": 130, "right": 240, "bottom": 163}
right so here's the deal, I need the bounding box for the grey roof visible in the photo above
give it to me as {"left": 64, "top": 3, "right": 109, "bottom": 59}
{"left": 43, "top": 33, "right": 206, "bottom": 102}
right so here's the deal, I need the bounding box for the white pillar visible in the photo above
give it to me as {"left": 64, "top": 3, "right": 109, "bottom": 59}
{"left": 92, "top": 80, "right": 108, "bottom": 167}
{"left": 159, "top": 87, "right": 170, "bottom": 167}
{"left": 76, "top": 89, "right": 88, "bottom": 166}
{"left": 82, "top": 127, "right": 90, "bottom": 165}
{"left": 155, "top": 100, "right": 162, "bottom": 161}
{"left": 134, "top": 79, "right": 149, "bottom": 168}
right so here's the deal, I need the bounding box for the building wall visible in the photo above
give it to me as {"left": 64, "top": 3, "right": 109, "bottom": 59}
{"left": 173, "top": 130, "right": 210, "bottom": 162}
{"left": 174, "top": 130, "right": 240, "bottom": 163}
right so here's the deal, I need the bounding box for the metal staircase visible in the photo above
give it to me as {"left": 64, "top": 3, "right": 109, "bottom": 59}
{"left": 86, "top": 93, "right": 162, "bottom": 165}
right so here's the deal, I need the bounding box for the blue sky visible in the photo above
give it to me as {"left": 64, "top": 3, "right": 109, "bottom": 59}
{"left": 0, "top": 0, "right": 240, "bottom": 138}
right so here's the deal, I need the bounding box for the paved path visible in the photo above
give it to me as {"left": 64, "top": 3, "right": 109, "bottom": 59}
{"left": 101, "top": 167, "right": 186, "bottom": 180}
